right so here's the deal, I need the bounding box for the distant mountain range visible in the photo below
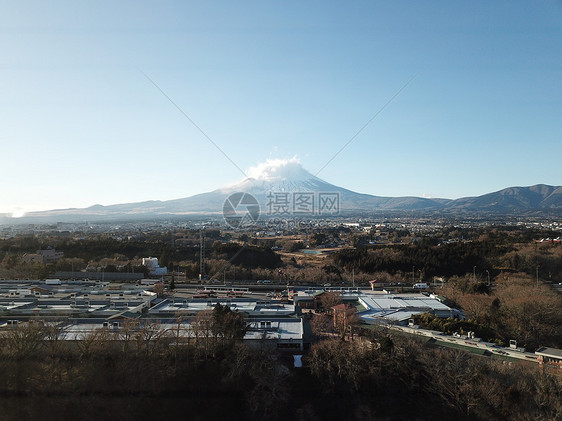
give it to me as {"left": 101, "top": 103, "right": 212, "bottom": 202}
{"left": 1, "top": 161, "right": 561, "bottom": 224}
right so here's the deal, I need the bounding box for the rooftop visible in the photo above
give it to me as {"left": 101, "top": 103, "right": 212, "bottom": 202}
{"left": 149, "top": 298, "right": 295, "bottom": 317}
{"left": 535, "top": 347, "right": 562, "bottom": 360}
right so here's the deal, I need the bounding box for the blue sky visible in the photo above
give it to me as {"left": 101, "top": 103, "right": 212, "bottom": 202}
{"left": 1, "top": 1, "right": 561, "bottom": 215}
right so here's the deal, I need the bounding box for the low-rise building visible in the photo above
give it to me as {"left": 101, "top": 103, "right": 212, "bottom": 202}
{"left": 142, "top": 257, "right": 168, "bottom": 276}
{"left": 51, "top": 316, "right": 304, "bottom": 351}
{"left": 148, "top": 297, "right": 296, "bottom": 317}
{"left": 22, "top": 247, "right": 64, "bottom": 264}
{"left": 535, "top": 347, "right": 562, "bottom": 369}
{"left": 294, "top": 289, "right": 460, "bottom": 325}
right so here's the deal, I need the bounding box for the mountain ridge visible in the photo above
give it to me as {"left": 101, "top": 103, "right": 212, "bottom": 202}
{"left": 1, "top": 160, "right": 561, "bottom": 224}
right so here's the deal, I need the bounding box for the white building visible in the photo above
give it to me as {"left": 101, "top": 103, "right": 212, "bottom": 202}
{"left": 52, "top": 316, "right": 304, "bottom": 351}
{"left": 293, "top": 289, "right": 460, "bottom": 325}
{"left": 142, "top": 257, "right": 168, "bottom": 276}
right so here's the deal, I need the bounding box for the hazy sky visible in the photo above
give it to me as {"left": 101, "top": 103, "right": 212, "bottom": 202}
{"left": 1, "top": 1, "right": 561, "bottom": 215}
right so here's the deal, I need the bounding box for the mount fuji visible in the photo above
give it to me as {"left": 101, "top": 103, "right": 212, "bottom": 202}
{"left": 1, "top": 159, "right": 561, "bottom": 223}
{"left": 215, "top": 158, "right": 450, "bottom": 213}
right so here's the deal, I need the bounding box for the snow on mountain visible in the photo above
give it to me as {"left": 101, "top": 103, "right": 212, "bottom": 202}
{"left": 219, "top": 158, "right": 343, "bottom": 195}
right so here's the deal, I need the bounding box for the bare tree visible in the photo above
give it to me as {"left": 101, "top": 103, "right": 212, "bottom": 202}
{"left": 42, "top": 320, "right": 67, "bottom": 356}
{"left": 3, "top": 320, "right": 45, "bottom": 358}
{"left": 77, "top": 328, "right": 112, "bottom": 358}
{"left": 118, "top": 318, "right": 139, "bottom": 353}
{"left": 134, "top": 319, "right": 165, "bottom": 356}
{"left": 153, "top": 282, "right": 165, "bottom": 298}
{"left": 319, "top": 291, "right": 342, "bottom": 310}
{"left": 426, "top": 349, "right": 485, "bottom": 417}
{"left": 191, "top": 310, "right": 215, "bottom": 358}
{"left": 332, "top": 304, "right": 361, "bottom": 340}
{"left": 246, "top": 351, "right": 290, "bottom": 419}
{"left": 310, "top": 313, "right": 334, "bottom": 339}
{"left": 309, "top": 338, "right": 367, "bottom": 391}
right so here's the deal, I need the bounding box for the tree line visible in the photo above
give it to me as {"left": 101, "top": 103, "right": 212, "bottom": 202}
{"left": 1, "top": 312, "right": 560, "bottom": 421}
{"left": 333, "top": 238, "right": 562, "bottom": 282}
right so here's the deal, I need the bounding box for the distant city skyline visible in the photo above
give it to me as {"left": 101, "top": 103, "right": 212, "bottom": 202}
{"left": 1, "top": 1, "right": 561, "bottom": 215}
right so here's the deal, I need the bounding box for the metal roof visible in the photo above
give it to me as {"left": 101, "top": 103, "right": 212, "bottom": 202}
{"left": 535, "top": 347, "right": 562, "bottom": 360}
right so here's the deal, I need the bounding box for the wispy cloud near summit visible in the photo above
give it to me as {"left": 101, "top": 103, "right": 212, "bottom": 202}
{"left": 246, "top": 157, "right": 311, "bottom": 182}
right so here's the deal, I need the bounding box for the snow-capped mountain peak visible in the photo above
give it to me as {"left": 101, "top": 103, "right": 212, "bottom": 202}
{"left": 246, "top": 157, "right": 314, "bottom": 183}
{"left": 220, "top": 158, "right": 337, "bottom": 195}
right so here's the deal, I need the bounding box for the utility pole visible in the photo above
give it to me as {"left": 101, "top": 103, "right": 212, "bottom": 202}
{"left": 199, "top": 228, "right": 205, "bottom": 280}
{"left": 536, "top": 265, "right": 540, "bottom": 288}
{"left": 412, "top": 266, "right": 415, "bottom": 284}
